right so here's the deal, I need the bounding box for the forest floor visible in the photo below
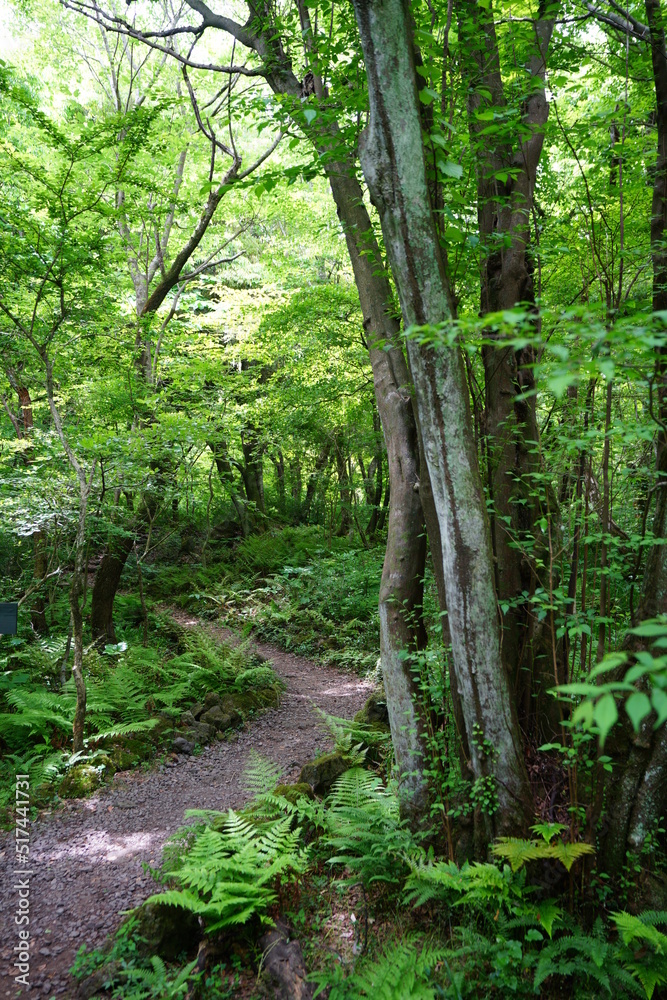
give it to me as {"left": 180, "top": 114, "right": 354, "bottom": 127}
{"left": 0, "top": 612, "right": 373, "bottom": 1000}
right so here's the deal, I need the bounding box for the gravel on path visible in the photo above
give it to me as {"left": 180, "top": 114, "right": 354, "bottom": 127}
{"left": 0, "top": 614, "right": 373, "bottom": 999}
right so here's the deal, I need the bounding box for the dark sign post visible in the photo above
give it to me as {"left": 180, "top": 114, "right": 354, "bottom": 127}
{"left": 0, "top": 603, "right": 18, "bottom": 635}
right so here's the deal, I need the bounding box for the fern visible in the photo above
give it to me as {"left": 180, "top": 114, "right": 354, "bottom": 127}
{"left": 612, "top": 911, "right": 667, "bottom": 998}
{"left": 322, "top": 768, "right": 420, "bottom": 889}
{"left": 492, "top": 835, "right": 595, "bottom": 872}
{"left": 243, "top": 749, "right": 284, "bottom": 799}
{"left": 534, "top": 930, "right": 645, "bottom": 997}
{"left": 88, "top": 718, "right": 160, "bottom": 741}
{"left": 312, "top": 937, "right": 449, "bottom": 1000}
{"left": 405, "top": 857, "right": 522, "bottom": 910}
{"left": 146, "top": 809, "right": 306, "bottom": 932}
{"left": 316, "top": 709, "right": 391, "bottom": 768}
{"left": 113, "top": 955, "right": 199, "bottom": 999}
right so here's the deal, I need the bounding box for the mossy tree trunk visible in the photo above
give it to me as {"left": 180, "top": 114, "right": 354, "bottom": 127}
{"left": 601, "top": 0, "right": 667, "bottom": 874}
{"left": 351, "top": 0, "right": 533, "bottom": 842}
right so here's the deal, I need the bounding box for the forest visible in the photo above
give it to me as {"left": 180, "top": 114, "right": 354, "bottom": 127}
{"left": 1, "top": 0, "right": 667, "bottom": 995}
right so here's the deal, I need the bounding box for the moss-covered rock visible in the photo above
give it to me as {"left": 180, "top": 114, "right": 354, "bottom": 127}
{"left": 200, "top": 703, "right": 241, "bottom": 731}
{"left": 299, "top": 753, "right": 348, "bottom": 795}
{"left": 187, "top": 721, "right": 216, "bottom": 744}
{"left": 112, "top": 736, "right": 154, "bottom": 767}
{"left": 32, "top": 781, "right": 57, "bottom": 807}
{"left": 274, "top": 782, "right": 315, "bottom": 805}
{"left": 180, "top": 709, "right": 196, "bottom": 728}
{"left": 354, "top": 691, "right": 390, "bottom": 728}
{"left": 59, "top": 765, "right": 102, "bottom": 799}
{"left": 191, "top": 701, "right": 204, "bottom": 720}
{"left": 130, "top": 901, "right": 200, "bottom": 961}
{"left": 203, "top": 691, "right": 221, "bottom": 709}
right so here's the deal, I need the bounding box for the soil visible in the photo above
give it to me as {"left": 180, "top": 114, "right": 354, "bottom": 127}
{"left": 0, "top": 613, "right": 373, "bottom": 1000}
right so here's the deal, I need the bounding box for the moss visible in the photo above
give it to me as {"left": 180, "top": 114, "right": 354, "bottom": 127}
{"left": 32, "top": 781, "right": 57, "bottom": 807}
{"left": 59, "top": 765, "right": 102, "bottom": 799}
{"left": 110, "top": 746, "right": 136, "bottom": 772}
{"left": 130, "top": 902, "right": 200, "bottom": 961}
{"left": 354, "top": 691, "right": 390, "bottom": 728}
{"left": 299, "top": 752, "right": 348, "bottom": 795}
{"left": 274, "top": 782, "right": 315, "bottom": 805}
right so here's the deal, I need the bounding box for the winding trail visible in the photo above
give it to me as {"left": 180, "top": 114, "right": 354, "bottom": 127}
{"left": 0, "top": 615, "right": 373, "bottom": 999}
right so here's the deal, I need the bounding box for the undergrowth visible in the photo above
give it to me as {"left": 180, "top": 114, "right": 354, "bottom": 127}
{"left": 75, "top": 757, "right": 667, "bottom": 1000}
{"left": 0, "top": 616, "right": 277, "bottom": 822}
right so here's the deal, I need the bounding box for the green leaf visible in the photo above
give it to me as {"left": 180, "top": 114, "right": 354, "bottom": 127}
{"left": 625, "top": 691, "right": 652, "bottom": 732}
{"left": 437, "top": 159, "right": 463, "bottom": 179}
{"left": 303, "top": 108, "right": 317, "bottom": 125}
{"left": 651, "top": 688, "right": 667, "bottom": 727}
{"left": 593, "top": 693, "right": 618, "bottom": 744}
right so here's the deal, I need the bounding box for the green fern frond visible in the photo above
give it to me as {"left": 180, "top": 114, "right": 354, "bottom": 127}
{"left": 613, "top": 911, "right": 667, "bottom": 954}
{"left": 492, "top": 836, "right": 595, "bottom": 872}
{"left": 492, "top": 837, "right": 549, "bottom": 871}
{"left": 88, "top": 719, "right": 160, "bottom": 742}
{"left": 312, "top": 937, "right": 447, "bottom": 999}
{"left": 149, "top": 808, "right": 306, "bottom": 932}
{"left": 243, "top": 750, "right": 284, "bottom": 799}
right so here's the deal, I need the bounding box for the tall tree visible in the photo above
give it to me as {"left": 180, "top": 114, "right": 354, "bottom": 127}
{"left": 350, "top": 0, "right": 533, "bottom": 842}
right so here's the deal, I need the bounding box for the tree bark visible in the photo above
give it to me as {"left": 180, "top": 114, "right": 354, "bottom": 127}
{"left": 241, "top": 425, "right": 266, "bottom": 524}
{"left": 457, "top": 0, "right": 560, "bottom": 727}
{"left": 90, "top": 534, "right": 134, "bottom": 642}
{"left": 334, "top": 435, "right": 352, "bottom": 536}
{"left": 601, "top": 0, "right": 667, "bottom": 873}
{"left": 351, "top": 0, "right": 533, "bottom": 841}
{"left": 43, "top": 358, "right": 93, "bottom": 753}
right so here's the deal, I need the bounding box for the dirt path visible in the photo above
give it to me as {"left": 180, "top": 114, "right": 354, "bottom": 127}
{"left": 0, "top": 615, "right": 373, "bottom": 999}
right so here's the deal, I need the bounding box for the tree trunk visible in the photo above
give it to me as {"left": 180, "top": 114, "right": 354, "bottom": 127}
{"left": 90, "top": 535, "right": 134, "bottom": 642}
{"left": 44, "top": 358, "right": 92, "bottom": 753}
{"left": 241, "top": 425, "right": 266, "bottom": 525}
{"left": 365, "top": 410, "right": 384, "bottom": 537}
{"left": 31, "top": 529, "right": 48, "bottom": 635}
{"left": 190, "top": 7, "right": 432, "bottom": 822}
{"left": 272, "top": 450, "right": 286, "bottom": 515}
{"left": 601, "top": 0, "right": 667, "bottom": 873}
{"left": 457, "top": 0, "right": 559, "bottom": 729}
{"left": 302, "top": 442, "right": 330, "bottom": 523}
{"left": 335, "top": 436, "right": 352, "bottom": 536}
{"left": 351, "top": 0, "right": 533, "bottom": 841}
{"left": 208, "top": 437, "right": 250, "bottom": 536}
{"left": 376, "top": 480, "right": 390, "bottom": 533}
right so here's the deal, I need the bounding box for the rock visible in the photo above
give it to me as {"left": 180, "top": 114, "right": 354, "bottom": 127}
{"left": 150, "top": 716, "right": 177, "bottom": 743}
{"left": 190, "top": 701, "right": 204, "bottom": 720}
{"left": 110, "top": 740, "right": 146, "bottom": 770}
{"left": 32, "top": 781, "right": 57, "bottom": 807}
{"left": 200, "top": 705, "right": 234, "bottom": 730}
{"left": 130, "top": 901, "right": 200, "bottom": 961}
{"left": 258, "top": 919, "right": 314, "bottom": 1000}
{"left": 59, "top": 765, "right": 101, "bottom": 799}
{"left": 203, "top": 691, "right": 221, "bottom": 709}
{"left": 200, "top": 701, "right": 242, "bottom": 731}
{"left": 299, "top": 753, "right": 348, "bottom": 795}
{"left": 187, "top": 721, "right": 216, "bottom": 744}
{"left": 220, "top": 696, "right": 244, "bottom": 727}
{"left": 75, "top": 961, "right": 121, "bottom": 999}
{"left": 180, "top": 710, "right": 196, "bottom": 728}
{"left": 274, "top": 783, "right": 315, "bottom": 805}
{"left": 172, "top": 737, "right": 194, "bottom": 755}
{"left": 354, "top": 690, "right": 390, "bottom": 727}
